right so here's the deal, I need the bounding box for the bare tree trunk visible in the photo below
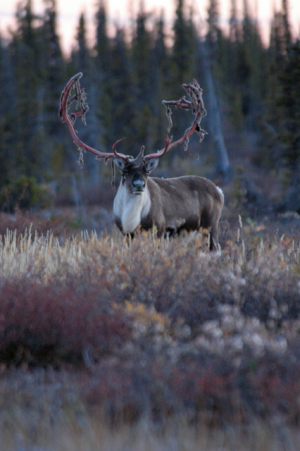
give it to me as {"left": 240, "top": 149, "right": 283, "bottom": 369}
{"left": 199, "top": 40, "right": 231, "bottom": 179}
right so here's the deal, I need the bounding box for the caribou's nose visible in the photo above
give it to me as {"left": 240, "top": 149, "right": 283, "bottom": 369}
{"left": 132, "top": 178, "right": 145, "bottom": 191}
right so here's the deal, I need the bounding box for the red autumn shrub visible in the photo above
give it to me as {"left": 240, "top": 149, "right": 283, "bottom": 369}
{"left": 0, "top": 280, "right": 132, "bottom": 365}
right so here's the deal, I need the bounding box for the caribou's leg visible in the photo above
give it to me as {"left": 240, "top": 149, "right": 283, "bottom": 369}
{"left": 209, "top": 226, "right": 220, "bottom": 251}
{"left": 208, "top": 211, "right": 223, "bottom": 253}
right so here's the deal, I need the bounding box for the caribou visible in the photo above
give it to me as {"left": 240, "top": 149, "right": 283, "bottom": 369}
{"left": 59, "top": 73, "right": 224, "bottom": 251}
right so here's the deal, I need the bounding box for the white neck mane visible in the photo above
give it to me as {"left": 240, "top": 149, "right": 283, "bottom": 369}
{"left": 113, "top": 183, "right": 151, "bottom": 234}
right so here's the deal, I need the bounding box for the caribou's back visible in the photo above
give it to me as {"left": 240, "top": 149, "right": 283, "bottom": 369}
{"left": 142, "top": 176, "right": 224, "bottom": 242}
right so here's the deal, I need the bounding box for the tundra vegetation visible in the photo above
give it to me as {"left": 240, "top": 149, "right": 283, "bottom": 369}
{"left": 0, "top": 206, "right": 299, "bottom": 449}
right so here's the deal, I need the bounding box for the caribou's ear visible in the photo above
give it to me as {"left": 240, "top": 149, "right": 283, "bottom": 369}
{"left": 144, "top": 158, "right": 159, "bottom": 174}
{"left": 113, "top": 158, "right": 126, "bottom": 172}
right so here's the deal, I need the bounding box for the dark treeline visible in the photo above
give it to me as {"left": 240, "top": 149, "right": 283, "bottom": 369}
{"left": 0, "top": 0, "right": 299, "bottom": 212}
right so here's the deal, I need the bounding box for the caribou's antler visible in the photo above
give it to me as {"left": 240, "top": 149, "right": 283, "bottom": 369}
{"left": 59, "top": 72, "right": 129, "bottom": 162}
{"left": 144, "top": 79, "right": 207, "bottom": 161}
{"left": 60, "top": 74, "right": 206, "bottom": 165}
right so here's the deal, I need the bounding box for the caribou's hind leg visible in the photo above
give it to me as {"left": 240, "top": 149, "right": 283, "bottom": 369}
{"left": 209, "top": 225, "right": 221, "bottom": 252}
{"left": 208, "top": 208, "right": 222, "bottom": 252}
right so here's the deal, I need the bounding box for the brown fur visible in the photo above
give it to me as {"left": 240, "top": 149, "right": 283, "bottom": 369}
{"left": 116, "top": 174, "right": 224, "bottom": 251}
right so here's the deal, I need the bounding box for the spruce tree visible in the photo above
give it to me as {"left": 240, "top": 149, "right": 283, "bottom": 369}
{"left": 207, "top": 0, "right": 220, "bottom": 52}
{"left": 277, "top": 41, "right": 300, "bottom": 169}
{"left": 0, "top": 36, "right": 15, "bottom": 187}
{"left": 95, "top": 0, "right": 110, "bottom": 75}
{"left": 109, "top": 29, "right": 135, "bottom": 150}
{"left": 10, "top": 0, "right": 42, "bottom": 179}
{"left": 151, "top": 14, "right": 170, "bottom": 148}
{"left": 223, "top": 0, "right": 244, "bottom": 127}
{"left": 70, "top": 13, "right": 101, "bottom": 185}
{"left": 94, "top": 0, "right": 112, "bottom": 151}
{"left": 263, "top": 6, "right": 292, "bottom": 168}
{"left": 131, "top": 5, "right": 154, "bottom": 148}
{"left": 41, "top": 0, "right": 64, "bottom": 137}
{"left": 240, "top": 0, "right": 266, "bottom": 125}
{"left": 279, "top": 40, "right": 300, "bottom": 211}
{"left": 73, "top": 13, "right": 90, "bottom": 74}
{"left": 229, "top": 0, "right": 240, "bottom": 43}
{"left": 170, "top": 0, "right": 198, "bottom": 144}
{"left": 217, "top": 0, "right": 266, "bottom": 129}
{"left": 281, "top": 0, "right": 292, "bottom": 53}
{"left": 172, "top": 0, "right": 197, "bottom": 91}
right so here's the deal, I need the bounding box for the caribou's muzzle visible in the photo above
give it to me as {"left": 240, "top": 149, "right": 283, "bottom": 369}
{"left": 132, "top": 177, "right": 145, "bottom": 194}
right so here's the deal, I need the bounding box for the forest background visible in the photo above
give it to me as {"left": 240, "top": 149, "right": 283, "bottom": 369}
{"left": 0, "top": 0, "right": 299, "bottom": 220}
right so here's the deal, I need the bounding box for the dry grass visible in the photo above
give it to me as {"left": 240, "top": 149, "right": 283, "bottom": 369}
{"left": 2, "top": 405, "right": 300, "bottom": 451}
{"left": 0, "top": 212, "right": 300, "bottom": 448}
{"left": 0, "top": 369, "right": 299, "bottom": 450}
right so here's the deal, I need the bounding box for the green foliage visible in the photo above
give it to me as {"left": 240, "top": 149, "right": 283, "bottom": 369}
{"left": 0, "top": 176, "right": 52, "bottom": 212}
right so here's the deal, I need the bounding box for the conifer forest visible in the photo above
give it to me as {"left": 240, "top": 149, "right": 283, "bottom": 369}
{"left": 0, "top": 0, "right": 300, "bottom": 449}
{"left": 0, "top": 0, "right": 299, "bottom": 212}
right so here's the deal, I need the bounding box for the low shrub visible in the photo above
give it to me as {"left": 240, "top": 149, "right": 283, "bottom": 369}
{"left": 0, "top": 281, "right": 132, "bottom": 366}
{"left": 0, "top": 216, "right": 299, "bottom": 424}
{"left": 0, "top": 176, "right": 52, "bottom": 213}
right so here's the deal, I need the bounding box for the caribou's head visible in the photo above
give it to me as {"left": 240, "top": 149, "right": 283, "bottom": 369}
{"left": 59, "top": 72, "right": 207, "bottom": 194}
{"left": 114, "top": 151, "right": 159, "bottom": 195}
